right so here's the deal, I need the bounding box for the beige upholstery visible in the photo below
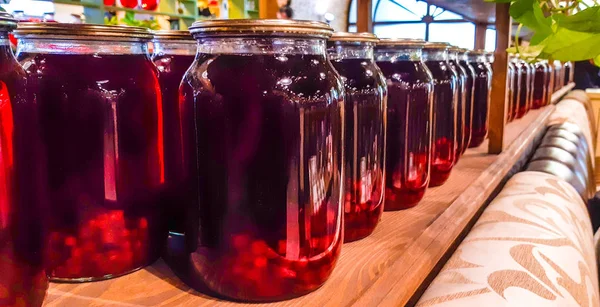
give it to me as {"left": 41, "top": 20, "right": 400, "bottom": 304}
{"left": 417, "top": 171, "right": 599, "bottom": 307}
{"left": 549, "top": 98, "right": 595, "bottom": 165}
{"left": 564, "top": 90, "right": 596, "bottom": 146}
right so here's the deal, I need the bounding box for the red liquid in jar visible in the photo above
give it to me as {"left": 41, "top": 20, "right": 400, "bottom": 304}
{"left": 449, "top": 59, "right": 466, "bottom": 159}
{"left": 153, "top": 53, "right": 195, "bottom": 235}
{"left": 532, "top": 62, "right": 547, "bottom": 109}
{"left": 0, "top": 43, "right": 47, "bottom": 306}
{"left": 515, "top": 61, "right": 530, "bottom": 119}
{"left": 563, "top": 61, "right": 571, "bottom": 86}
{"left": 506, "top": 61, "right": 515, "bottom": 122}
{"left": 17, "top": 52, "right": 165, "bottom": 281}
{"left": 425, "top": 59, "right": 457, "bottom": 186}
{"left": 459, "top": 60, "right": 475, "bottom": 150}
{"left": 545, "top": 62, "right": 553, "bottom": 104}
{"left": 330, "top": 58, "right": 385, "bottom": 242}
{"left": 176, "top": 53, "right": 343, "bottom": 301}
{"left": 376, "top": 60, "right": 433, "bottom": 210}
{"left": 510, "top": 61, "right": 521, "bottom": 121}
{"left": 468, "top": 61, "right": 491, "bottom": 148}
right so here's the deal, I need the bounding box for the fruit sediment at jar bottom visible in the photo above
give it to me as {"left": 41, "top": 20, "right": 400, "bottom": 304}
{"left": 17, "top": 53, "right": 165, "bottom": 280}
{"left": 532, "top": 63, "right": 547, "bottom": 109}
{"left": 0, "top": 59, "right": 47, "bottom": 305}
{"left": 376, "top": 60, "right": 432, "bottom": 210}
{"left": 468, "top": 61, "right": 491, "bottom": 148}
{"left": 153, "top": 53, "right": 195, "bottom": 235}
{"left": 330, "top": 58, "right": 385, "bottom": 242}
{"left": 459, "top": 60, "right": 474, "bottom": 151}
{"left": 449, "top": 60, "right": 466, "bottom": 159}
{"left": 426, "top": 60, "right": 457, "bottom": 187}
{"left": 177, "top": 53, "right": 343, "bottom": 301}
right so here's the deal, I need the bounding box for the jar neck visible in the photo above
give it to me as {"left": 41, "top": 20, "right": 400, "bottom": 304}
{"left": 16, "top": 38, "right": 149, "bottom": 55}
{"left": 195, "top": 37, "right": 327, "bottom": 55}
{"left": 459, "top": 52, "right": 469, "bottom": 62}
{"left": 327, "top": 42, "right": 374, "bottom": 60}
{"left": 153, "top": 40, "right": 196, "bottom": 56}
{"left": 374, "top": 47, "right": 422, "bottom": 62}
{"left": 0, "top": 33, "right": 11, "bottom": 54}
{"left": 448, "top": 51, "right": 459, "bottom": 61}
{"left": 423, "top": 48, "right": 448, "bottom": 61}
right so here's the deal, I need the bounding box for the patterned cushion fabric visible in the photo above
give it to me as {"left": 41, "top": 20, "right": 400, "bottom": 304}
{"left": 549, "top": 98, "right": 595, "bottom": 165}
{"left": 565, "top": 90, "right": 596, "bottom": 144}
{"left": 416, "top": 171, "right": 599, "bottom": 307}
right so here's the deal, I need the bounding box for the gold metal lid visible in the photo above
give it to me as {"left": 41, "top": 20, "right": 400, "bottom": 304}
{"left": 14, "top": 23, "right": 153, "bottom": 41}
{"left": 152, "top": 30, "right": 194, "bottom": 41}
{"left": 470, "top": 49, "right": 487, "bottom": 55}
{"left": 423, "top": 42, "right": 450, "bottom": 49}
{"left": 0, "top": 12, "right": 17, "bottom": 30}
{"left": 189, "top": 19, "right": 333, "bottom": 38}
{"left": 376, "top": 38, "right": 426, "bottom": 47}
{"left": 329, "top": 32, "right": 378, "bottom": 43}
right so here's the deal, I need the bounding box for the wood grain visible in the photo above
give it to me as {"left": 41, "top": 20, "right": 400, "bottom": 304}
{"left": 45, "top": 89, "right": 572, "bottom": 306}
{"left": 356, "top": 0, "right": 373, "bottom": 33}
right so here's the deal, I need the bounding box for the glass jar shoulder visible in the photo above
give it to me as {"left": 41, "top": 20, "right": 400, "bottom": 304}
{"left": 425, "top": 60, "right": 455, "bottom": 80}
{"left": 470, "top": 62, "right": 490, "bottom": 77}
{"left": 330, "top": 58, "right": 385, "bottom": 93}
{"left": 182, "top": 52, "right": 343, "bottom": 107}
{"left": 376, "top": 60, "right": 433, "bottom": 85}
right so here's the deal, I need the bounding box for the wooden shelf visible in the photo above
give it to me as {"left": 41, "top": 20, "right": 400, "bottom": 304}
{"left": 103, "top": 6, "right": 196, "bottom": 19}
{"left": 51, "top": 0, "right": 102, "bottom": 8}
{"left": 44, "top": 86, "right": 574, "bottom": 306}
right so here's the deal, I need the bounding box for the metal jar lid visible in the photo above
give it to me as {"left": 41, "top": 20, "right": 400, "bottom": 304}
{"left": 14, "top": 23, "right": 153, "bottom": 42}
{"left": 423, "top": 42, "right": 450, "bottom": 49}
{"left": 152, "top": 30, "right": 194, "bottom": 41}
{"left": 329, "top": 32, "right": 378, "bottom": 43}
{"left": 469, "top": 49, "right": 487, "bottom": 55}
{"left": 189, "top": 19, "right": 333, "bottom": 39}
{"left": 0, "top": 12, "right": 17, "bottom": 31}
{"left": 376, "top": 38, "right": 426, "bottom": 48}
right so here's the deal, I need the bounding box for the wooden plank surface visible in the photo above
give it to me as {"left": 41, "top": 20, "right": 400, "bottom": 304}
{"left": 356, "top": 0, "right": 373, "bottom": 33}
{"left": 44, "top": 102, "right": 562, "bottom": 307}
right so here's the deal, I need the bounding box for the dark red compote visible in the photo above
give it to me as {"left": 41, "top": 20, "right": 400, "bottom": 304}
{"left": 448, "top": 46, "right": 467, "bottom": 160}
{"left": 509, "top": 55, "right": 522, "bottom": 121}
{"left": 152, "top": 31, "right": 196, "bottom": 237}
{"left": 506, "top": 56, "right": 516, "bottom": 122}
{"left": 15, "top": 24, "right": 165, "bottom": 282}
{"left": 328, "top": 32, "right": 385, "bottom": 242}
{"left": 514, "top": 57, "right": 531, "bottom": 119}
{"left": 468, "top": 50, "right": 492, "bottom": 148}
{"left": 532, "top": 61, "right": 548, "bottom": 109}
{"left": 375, "top": 38, "right": 433, "bottom": 210}
{"left": 424, "top": 42, "right": 457, "bottom": 186}
{"left": 458, "top": 50, "right": 475, "bottom": 150}
{"left": 173, "top": 20, "right": 344, "bottom": 302}
{"left": 0, "top": 13, "right": 47, "bottom": 306}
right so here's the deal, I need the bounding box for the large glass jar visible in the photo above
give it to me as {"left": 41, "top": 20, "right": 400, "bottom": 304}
{"left": 0, "top": 13, "right": 47, "bottom": 305}
{"left": 467, "top": 50, "right": 492, "bottom": 148}
{"left": 563, "top": 61, "right": 573, "bottom": 85}
{"left": 15, "top": 24, "right": 165, "bottom": 282}
{"left": 458, "top": 49, "right": 475, "bottom": 149}
{"left": 375, "top": 39, "right": 433, "bottom": 210}
{"left": 545, "top": 60, "right": 554, "bottom": 102}
{"left": 448, "top": 46, "right": 467, "bottom": 159}
{"left": 510, "top": 56, "right": 522, "bottom": 120}
{"left": 532, "top": 60, "right": 548, "bottom": 109}
{"left": 506, "top": 55, "right": 516, "bottom": 122}
{"left": 151, "top": 31, "right": 195, "bottom": 236}
{"left": 327, "top": 32, "right": 385, "bottom": 242}
{"left": 553, "top": 60, "right": 563, "bottom": 91}
{"left": 514, "top": 57, "right": 530, "bottom": 119}
{"left": 527, "top": 62, "right": 536, "bottom": 111}
{"left": 424, "top": 43, "right": 457, "bottom": 186}
{"left": 176, "top": 20, "right": 344, "bottom": 301}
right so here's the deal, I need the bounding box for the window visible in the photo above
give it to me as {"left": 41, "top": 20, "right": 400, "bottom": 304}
{"left": 347, "top": 0, "right": 473, "bottom": 46}
{"left": 485, "top": 28, "right": 497, "bottom": 51}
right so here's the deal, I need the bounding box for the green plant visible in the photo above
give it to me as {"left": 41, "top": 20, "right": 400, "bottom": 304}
{"left": 488, "top": 0, "right": 600, "bottom": 64}
{"left": 104, "top": 11, "right": 161, "bottom": 30}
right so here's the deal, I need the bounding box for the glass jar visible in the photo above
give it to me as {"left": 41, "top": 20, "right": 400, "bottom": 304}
{"left": 327, "top": 32, "right": 385, "bottom": 242}
{"left": 532, "top": 60, "right": 548, "bottom": 109}
{"left": 563, "top": 61, "right": 573, "bottom": 85}
{"left": 151, "top": 31, "right": 195, "bottom": 237}
{"left": 514, "top": 57, "right": 530, "bottom": 119}
{"left": 506, "top": 55, "right": 516, "bottom": 122}
{"left": 0, "top": 13, "right": 47, "bottom": 305}
{"left": 177, "top": 20, "right": 344, "bottom": 301}
{"left": 510, "top": 56, "right": 522, "bottom": 120}
{"left": 15, "top": 24, "right": 165, "bottom": 281}
{"left": 467, "top": 50, "right": 492, "bottom": 148}
{"left": 375, "top": 39, "right": 433, "bottom": 210}
{"left": 543, "top": 60, "right": 553, "bottom": 104}
{"left": 458, "top": 49, "right": 475, "bottom": 149}
{"left": 448, "top": 46, "right": 468, "bottom": 158}
{"left": 527, "top": 62, "right": 536, "bottom": 111}
{"left": 424, "top": 42, "right": 457, "bottom": 186}
{"left": 553, "top": 60, "right": 563, "bottom": 91}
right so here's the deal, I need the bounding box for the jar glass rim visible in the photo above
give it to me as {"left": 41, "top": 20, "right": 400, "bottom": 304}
{"left": 376, "top": 38, "right": 425, "bottom": 47}
{"left": 189, "top": 19, "right": 333, "bottom": 39}
{"left": 329, "top": 32, "right": 378, "bottom": 43}
{"left": 152, "top": 30, "right": 194, "bottom": 41}
{"left": 14, "top": 23, "right": 153, "bottom": 42}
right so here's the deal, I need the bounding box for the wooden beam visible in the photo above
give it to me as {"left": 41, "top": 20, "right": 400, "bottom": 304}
{"left": 259, "top": 0, "right": 278, "bottom": 19}
{"left": 356, "top": 0, "right": 373, "bottom": 33}
{"left": 488, "top": 3, "right": 511, "bottom": 154}
{"left": 474, "top": 23, "right": 487, "bottom": 50}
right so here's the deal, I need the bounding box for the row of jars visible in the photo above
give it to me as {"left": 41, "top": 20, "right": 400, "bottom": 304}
{"left": 0, "top": 17, "right": 496, "bottom": 305}
{"left": 506, "top": 56, "right": 573, "bottom": 122}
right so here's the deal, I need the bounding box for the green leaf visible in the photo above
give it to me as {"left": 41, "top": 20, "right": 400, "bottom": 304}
{"left": 541, "top": 28, "right": 600, "bottom": 61}
{"left": 485, "top": 0, "right": 513, "bottom": 2}
{"left": 594, "top": 55, "right": 600, "bottom": 67}
{"left": 555, "top": 6, "right": 600, "bottom": 33}
{"left": 510, "top": 0, "right": 552, "bottom": 37}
